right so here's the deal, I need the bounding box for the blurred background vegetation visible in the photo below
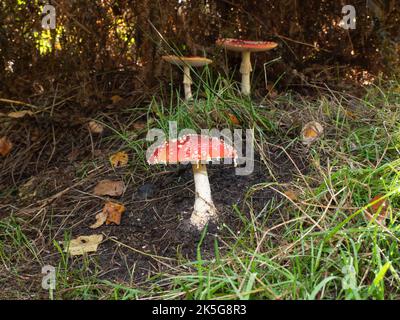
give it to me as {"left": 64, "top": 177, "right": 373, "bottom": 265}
{"left": 0, "top": 0, "right": 399, "bottom": 105}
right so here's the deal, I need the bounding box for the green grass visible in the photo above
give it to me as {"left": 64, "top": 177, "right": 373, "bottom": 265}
{"left": 1, "top": 75, "right": 400, "bottom": 300}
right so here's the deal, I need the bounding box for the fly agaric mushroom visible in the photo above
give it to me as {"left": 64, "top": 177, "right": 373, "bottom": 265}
{"left": 216, "top": 38, "right": 278, "bottom": 95}
{"left": 162, "top": 56, "right": 213, "bottom": 101}
{"left": 148, "top": 134, "right": 237, "bottom": 230}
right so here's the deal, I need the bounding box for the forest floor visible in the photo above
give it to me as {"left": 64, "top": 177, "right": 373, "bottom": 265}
{"left": 1, "top": 76, "right": 400, "bottom": 299}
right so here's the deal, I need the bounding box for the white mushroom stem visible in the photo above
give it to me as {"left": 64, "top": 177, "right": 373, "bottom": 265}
{"left": 183, "top": 65, "right": 193, "bottom": 101}
{"left": 190, "top": 163, "right": 217, "bottom": 230}
{"left": 240, "top": 51, "right": 252, "bottom": 95}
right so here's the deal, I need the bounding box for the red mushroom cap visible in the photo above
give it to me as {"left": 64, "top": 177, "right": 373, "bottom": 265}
{"left": 148, "top": 134, "right": 237, "bottom": 165}
{"left": 216, "top": 38, "right": 278, "bottom": 52}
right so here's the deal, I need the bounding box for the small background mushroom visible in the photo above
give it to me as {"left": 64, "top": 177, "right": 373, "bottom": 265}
{"left": 216, "top": 38, "right": 278, "bottom": 95}
{"left": 162, "top": 56, "right": 213, "bottom": 101}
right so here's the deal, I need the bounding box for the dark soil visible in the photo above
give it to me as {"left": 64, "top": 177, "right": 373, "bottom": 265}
{"left": 1, "top": 116, "right": 308, "bottom": 297}
{"left": 50, "top": 158, "right": 285, "bottom": 284}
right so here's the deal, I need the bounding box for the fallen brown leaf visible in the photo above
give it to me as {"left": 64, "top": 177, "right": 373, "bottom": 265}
{"left": 344, "top": 110, "right": 358, "bottom": 120}
{"left": 267, "top": 83, "right": 278, "bottom": 98}
{"left": 284, "top": 189, "right": 298, "bottom": 201}
{"left": 93, "top": 149, "right": 103, "bottom": 157}
{"left": 301, "top": 121, "right": 324, "bottom": 145}
{"left": 7, "top": 110, "right": 34, "bottom": 118}
{"left": 90, "top": 210, "right": 108, "bottom": 229}
{"left": 67, "top": 148, "right": 80, "bottom": 162}
{"left": 110, "top": 151, "right": 128, "bottom": 168}
{"left": 32, "top": 81, "right": 44, "bottom": 94}
{"left": 105, "top": 202, "right": 125, "bottom": 225}
{"left": 228, "top": 113, "right": 240, "bottom": 125}
{"left": 365, "top": 194, "right": 389, "bottom": 224}
{"left": 88, "top": 120, "right": 104, "bottom": 134}
{"left": 30, "top": 127, "right": 40, "bottom": 142}
{"left": 18, "top": 177, "right": 38, "bottom": 200}
{"left": 65, "top": 234, "right": 103, "bottom": 256}
{"left": 111, "top": 95, "right": 123, "bottom": 104}
{"left": 0, "top": 137, "right": 12, "bottom": 156}
{"left": 90, "top": 201, "right": 125, "bottom": 229}
{"left": 132, "top": 121, "right": 147, "bottom": 131}
{"left": 93, "top": 179, "right": 125, "bottom": 197}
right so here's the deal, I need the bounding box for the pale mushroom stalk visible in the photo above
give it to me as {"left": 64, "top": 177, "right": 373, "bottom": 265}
{"left": 240, "top": 51, "right": 252, "bottom": 95}
{"left": 190, "top": 163, "right": 217, "bottom": 230}
{"left": 183, "top": 65, "right": 193, "bottom": 101}
{"left": 162, "top": 56, "right": 212, "bottom": 101}
{"left": 216, "top": 38, "right": 278, "bottom": 96}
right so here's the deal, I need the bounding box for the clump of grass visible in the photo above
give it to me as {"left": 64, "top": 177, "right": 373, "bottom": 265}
{"left": 143, "top": 78, "right": 400, "bottom": 300}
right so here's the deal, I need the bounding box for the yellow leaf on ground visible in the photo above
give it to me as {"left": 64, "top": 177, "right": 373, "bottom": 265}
{"left": 65, "top": 234, "right": 103, "bottom": 256}
{"left": 7, "top": 110, "right": 34, "bottom": 118}
{"left": 110, "top": 151, "right": 128, "bottom": 168}
{"left": 344, "top": 110, "right": 357, "bottom": 120}
{"left": 301, "top": 121, "right": 324, "bottom": 145}
{"left": 111, "top": 95, "right": 123, "bottom": 104}
{"left": 90, "top": 201, "right": 125, "bottom": 229}
{"left": 303, "top": 127, "right": 318, "bottom": 138}
{"left": 284, "top": 189, "right": 298, "bottom": 201}
{"left": 93, "top": 179, "right": 125, "bottom": 196}
{"left": 88, "top": 120, "right": 104, "bottom": 134}
{"left": 105, "top": 201, "right": 125, "bottom": 225}
{"left": 0, "top": 137, "right": 12, "bottom": 156}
